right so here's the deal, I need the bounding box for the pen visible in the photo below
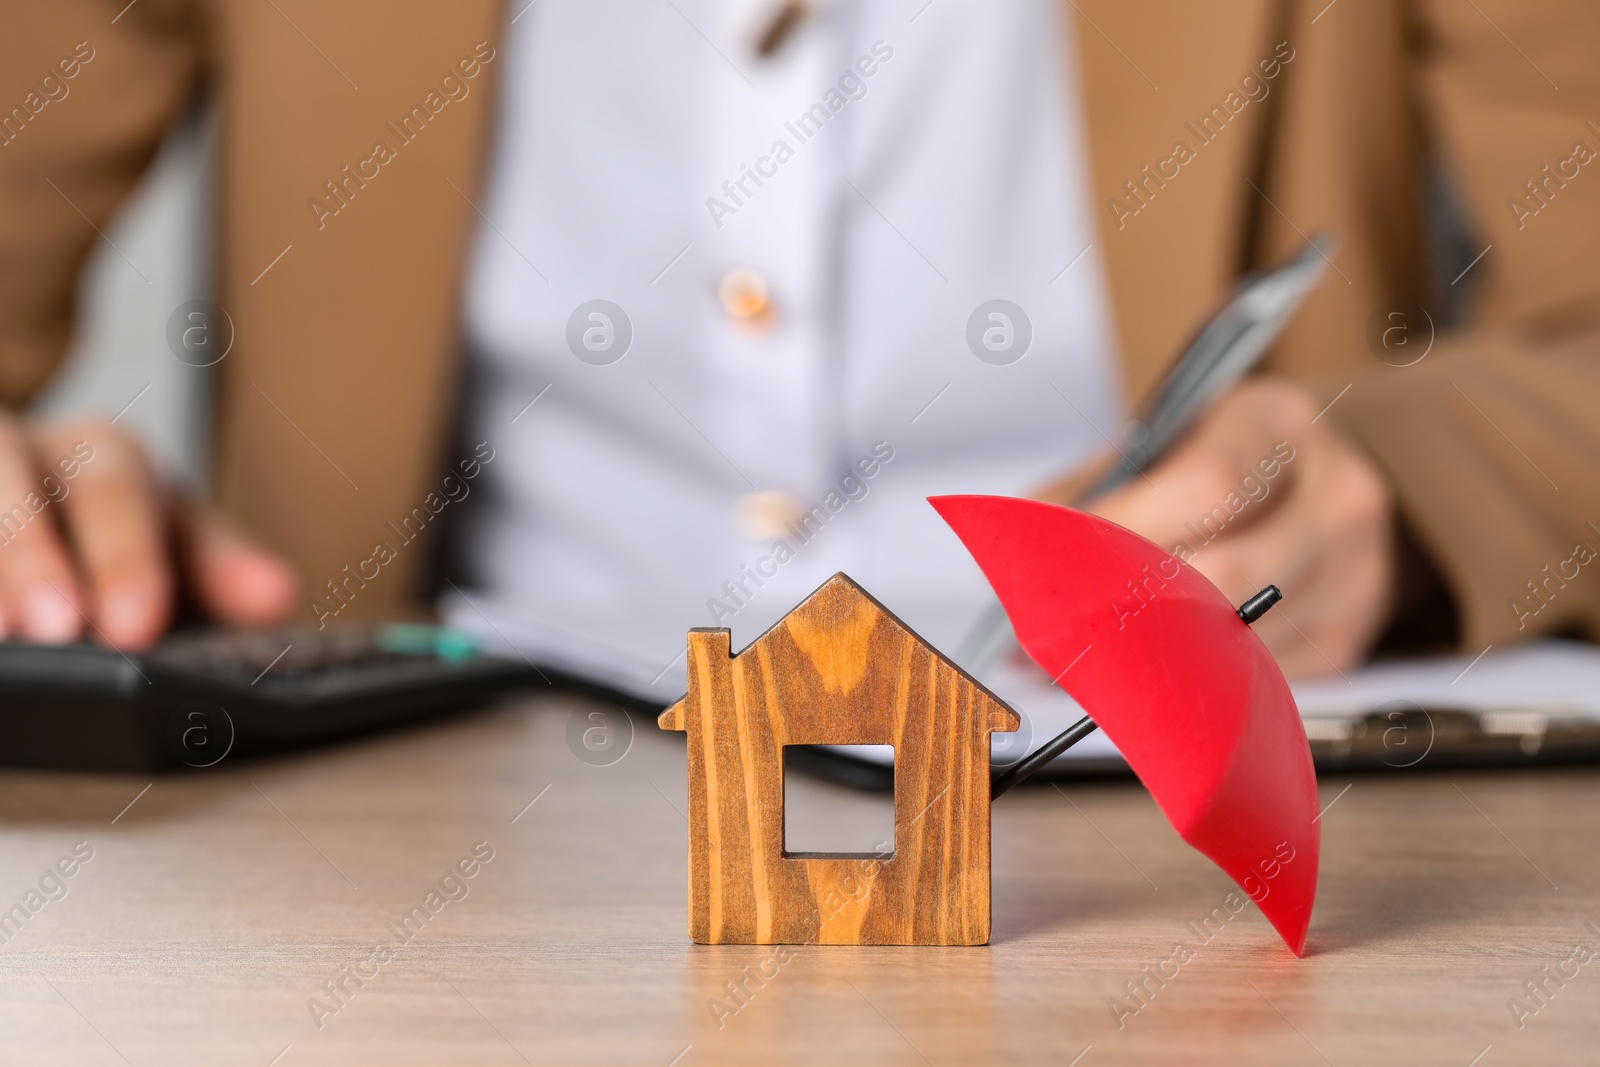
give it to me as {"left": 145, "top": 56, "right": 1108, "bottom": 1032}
{"left": 955, "top": 235, "right": 1333, "bottom": 678}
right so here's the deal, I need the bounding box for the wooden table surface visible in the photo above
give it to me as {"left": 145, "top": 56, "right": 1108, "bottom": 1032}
{"left": 2, "top": 690, "right": 1597, "bottom": 1066}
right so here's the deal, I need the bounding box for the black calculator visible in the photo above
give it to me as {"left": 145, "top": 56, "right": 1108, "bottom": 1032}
{"left": 0, "top": 624, "right": 545, "bottom": 772}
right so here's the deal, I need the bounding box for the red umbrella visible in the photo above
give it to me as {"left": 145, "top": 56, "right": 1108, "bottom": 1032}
{"left": 931, "top": 494, "right": 1319, "bottom": 956}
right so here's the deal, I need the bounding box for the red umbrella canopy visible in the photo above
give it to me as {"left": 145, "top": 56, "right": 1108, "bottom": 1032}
{"left": 931, "top": 494, "right": 1319, "bottom": 956}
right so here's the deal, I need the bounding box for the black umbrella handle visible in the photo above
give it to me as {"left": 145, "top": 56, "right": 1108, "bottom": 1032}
{"left": 990, "top": 713, "right": 1098, "bottom": 799}
{"left": 990, "top": 584, "right": 1283, "bottom": 800}
{"left": 1236, "top": 584, "right": 1283, "bottom": 624}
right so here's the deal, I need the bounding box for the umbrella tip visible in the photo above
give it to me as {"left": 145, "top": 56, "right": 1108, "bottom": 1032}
{"left": 1236, "top": 585, "right": 1283, "bottom": 625}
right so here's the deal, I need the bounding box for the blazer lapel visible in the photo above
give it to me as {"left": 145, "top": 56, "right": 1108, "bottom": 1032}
{"left": 213, "top": 0, "right": 505, "bottom": 620}
{"left": 1069, "top": 0, "right": 1280, "bottom": 406}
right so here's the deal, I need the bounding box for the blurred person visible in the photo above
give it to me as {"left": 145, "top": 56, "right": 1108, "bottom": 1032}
{"left": 1, "top": 0, "right": 1598, "bottom": 696}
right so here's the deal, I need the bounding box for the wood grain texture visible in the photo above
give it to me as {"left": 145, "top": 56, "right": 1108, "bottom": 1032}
{"left": 658, "top": 574, "right": 1021, "bottom": 946}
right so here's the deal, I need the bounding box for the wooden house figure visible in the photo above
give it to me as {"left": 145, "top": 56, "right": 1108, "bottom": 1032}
{"left": 658, "top": 573, "right": 1020, "bottom": 946}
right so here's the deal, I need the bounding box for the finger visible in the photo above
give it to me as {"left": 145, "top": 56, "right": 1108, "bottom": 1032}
{"left": 0, "top": 417, "right": 85, "bottom": 642}
{"left": 1181, "top": 493, "right": 1323, "bottom": 660}
{"left": 34, "top": 422, "right": 171, "bottom": 651}
{"left": 176, "top": 499, "right": 298, "bottom": 626}
{"left": 1178, "top": 510, "right": 1329, "bottom": 677}
{"left": 1176, "top": 458, "right": 1323, "bottom": 599}
{"left": 1189, "top": 451, "right": 1392, "bottom": 677}
{"left": 1092, "top": 428, "right": 1295, "bottom": 555}
{"left": 1089, "top": 377, "right": 1317, "bottom": 547}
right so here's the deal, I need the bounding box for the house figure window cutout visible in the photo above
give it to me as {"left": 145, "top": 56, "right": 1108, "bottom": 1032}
{"left": 658, "top": 573, "right": 1021, "bottom": 946}
{"left": 781, "top": 744, "right": 895, "bottom": 855}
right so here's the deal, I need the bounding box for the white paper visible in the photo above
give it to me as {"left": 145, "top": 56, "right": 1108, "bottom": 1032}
{"left": 827, "top": 639, "right": 1600, "bottom": 772}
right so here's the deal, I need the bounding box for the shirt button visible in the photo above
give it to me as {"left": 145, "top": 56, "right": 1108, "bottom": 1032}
{"left": 732, "top": 490, "right": 804, "bottom": 540}
{"left": 719, "top": 267, "right": 773, "bottom": 331}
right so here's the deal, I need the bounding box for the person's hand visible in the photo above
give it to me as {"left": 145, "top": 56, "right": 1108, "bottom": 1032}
{"left": 1036, "top": 377, "right": 1396, "bottom": 678}
{"left": 0, "top": 413, "right": 298, "bottom": 650}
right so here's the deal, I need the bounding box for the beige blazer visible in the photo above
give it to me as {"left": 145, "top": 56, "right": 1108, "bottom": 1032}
{"left": 4, "top": 0, "right": 1599, "bottom": 649}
